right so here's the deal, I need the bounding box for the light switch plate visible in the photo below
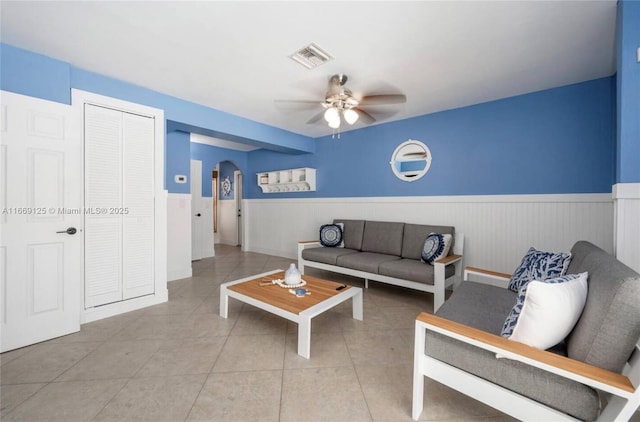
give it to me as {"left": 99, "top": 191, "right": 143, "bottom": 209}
{"left": 174, "top": 175, "right": 187, "bottom": 184}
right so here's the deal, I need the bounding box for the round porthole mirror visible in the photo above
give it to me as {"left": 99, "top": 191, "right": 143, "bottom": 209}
{"left": 389, "top": 139, "right": 432, "bottom": 182}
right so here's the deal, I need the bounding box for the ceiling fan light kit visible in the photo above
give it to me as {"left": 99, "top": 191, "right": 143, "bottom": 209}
{"left": 343, "top": 108, "right": 359, "bottom": 125}
{"left": 276, "top": 73, "right": 406, "bottom": 138}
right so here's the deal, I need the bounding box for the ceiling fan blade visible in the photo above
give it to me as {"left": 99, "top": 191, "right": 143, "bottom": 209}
{"left": 359, "top": 94, "right": 407, "bottom": 105}
{"left": 306, "top": 110, "right": 325, "bottom": 124}
{"left": 274, "top": 99, "right": 322, "bottom": 110}
{"left": 354, "top": 108, "right": 376, "bottom": 124}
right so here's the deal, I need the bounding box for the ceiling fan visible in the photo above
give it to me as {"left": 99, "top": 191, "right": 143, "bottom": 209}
{"left": 276, "top": 74, "right": 406, "bottom": 131}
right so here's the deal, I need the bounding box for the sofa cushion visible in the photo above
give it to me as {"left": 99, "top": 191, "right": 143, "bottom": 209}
{"left": 336, "top": 252, "right": 401, "bottom": 274}
{"left": 401, "top": 224, "right": 455, "bottom": 260}
{"left": 301, "top": 247, "right": 359, "bottom": 266}
{"left": 565, "top": 241, "right": 640, "bottom": 373}
{"left": 334, "top": 219, "right": 365, "bottom": 251}
{"left": 379, "top": 258, "right": 455, "bottom": 285}
{"left": 361, "top": 221, "right": 404, "bottom": 256}
{"left": 428, "top": 281, "right": 599, "bottom": 421}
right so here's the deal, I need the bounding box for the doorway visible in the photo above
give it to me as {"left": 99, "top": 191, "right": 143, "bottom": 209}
{"left": 235, "top": 170, "right": 243, "bottom": 247}
{"left": 215, "top": 161, "right": 242, "bottom": 247}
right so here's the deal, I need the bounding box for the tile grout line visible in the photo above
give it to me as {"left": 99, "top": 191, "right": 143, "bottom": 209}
{"left": 183, "top": 257, "right": 242, "bottom": 422}
{"left": 341, "top": 325, "right": 376, "bottom": 422}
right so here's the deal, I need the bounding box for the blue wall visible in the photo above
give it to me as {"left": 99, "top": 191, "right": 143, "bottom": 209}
{"left": 166, "top": 130, "right": 191, "bottom": 194}
{"left": 1, "top": 43, "right": 619, "bottom": 198}
{"left": 0, "top": 44, "right": 71, "bottom": 104}
{"left": 246, "top": 77, "right": 616, "bottom": 198}
{"left": 219, "top": 161, "right": 239, "bottom": 200}
{"left": 616, "top": 0, "right": 640, "bottom": 183}
{"left": 190, "top": 143, "right": 247, "bottom": 198}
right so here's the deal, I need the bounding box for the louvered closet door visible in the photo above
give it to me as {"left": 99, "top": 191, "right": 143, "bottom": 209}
{"left": 84, "top": 105, "right": 155, "bottom": 307}
{"left": 85, "top": 105, "right": 123, "bottom": 307}
{"left": 122, "top": 112, "right": 154, "bottom": 300}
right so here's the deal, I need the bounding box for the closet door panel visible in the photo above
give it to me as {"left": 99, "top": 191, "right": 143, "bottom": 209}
{"left": 84, "top": 105, "right": 123, "bottom": 307}
{"left": 123, "top": 218, "right": 154, "bottom": 299}
{"left": 85, "top": 219, "right": 122, "bottom": 307}
{"left": 122, "top": 113, "right": 154, "bottom": 299}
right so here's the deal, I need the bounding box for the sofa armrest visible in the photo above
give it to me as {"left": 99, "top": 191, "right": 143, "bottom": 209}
{"left": 432, "top": 255, "right": 463, "bottom": 312}
{"left": 298, "top": 241, "right": 321, "bottom": 274}
{"left": 435, "top": 254, "right": 462, "bottom": 265}
{"left": 299, "top": 240, "right": 320, "bottom": 245}
{"left": 464, "top": 266, "right": 511, "bottom": 289}
{"left": 415, "top": 312, "right": 635, "bottom": 396}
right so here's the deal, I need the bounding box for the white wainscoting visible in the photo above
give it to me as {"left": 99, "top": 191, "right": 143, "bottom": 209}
{"left": 613, "top": 183, "right": 640, "bottom": 273}
{"left": 218, "top": 199, "right": 238, "bottom": 246}
{"left": 167, "top": 193, "right": 192, "bottom": 281}
{"left": 243, "top": 194, "right": 613, "bottom": 274}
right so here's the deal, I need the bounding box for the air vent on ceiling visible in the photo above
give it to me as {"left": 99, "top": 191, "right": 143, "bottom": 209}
{"left": 289, "top": 43, "right": 333, "bottom": 69}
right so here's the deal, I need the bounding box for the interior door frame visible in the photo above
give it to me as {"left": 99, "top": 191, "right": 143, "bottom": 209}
{"left": 190, "top": 159, "right": 203, "bottom": 261}
{"left": 72, "top": 89, "right": 168, "bottom": 323}
{"left": 234, "top": 170, "right": 243, "bottom": 248}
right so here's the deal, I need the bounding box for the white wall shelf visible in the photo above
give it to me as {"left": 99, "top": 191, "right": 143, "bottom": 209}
{"left": 257, "top": 167, "right": 316, "bottom": 193}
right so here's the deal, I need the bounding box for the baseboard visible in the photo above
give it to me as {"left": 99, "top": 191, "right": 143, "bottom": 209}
{"left": 81, "top": 289, "right": 169, "bottom": 324}
{"left": 168, "top": 267, "right": 193, "bottom": 281}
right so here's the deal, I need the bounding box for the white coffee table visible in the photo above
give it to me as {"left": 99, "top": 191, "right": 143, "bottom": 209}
{"left": 220, "top": 269, "right": 363, "bottom": 359}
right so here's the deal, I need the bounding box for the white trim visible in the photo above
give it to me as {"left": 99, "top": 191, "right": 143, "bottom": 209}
{"left": 167, "top": 193, "right": 192, "bottom": 281}
{"left": 81, "top": 289, "right": 168, "bottom": 324}
{"left": 246, "top": 194, "right": 613, "bottom": 275}
{"left": 246, "top": 193, "right": 611, "bottom": 205}
{"left": 190, "top": 132, "right": 258, "bottom": 152}
{"left": 613, "top": 183, "right": 640, "bottom": 199}
{"left": 168, "top": 267, "right": 193, "bottom": 281}
{"left": 613, "top": 183, "right": 640, "bottom": 272}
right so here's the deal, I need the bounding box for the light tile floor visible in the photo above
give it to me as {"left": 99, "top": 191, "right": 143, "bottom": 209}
{"left": 1, "top": 245, "right": 637, "bottom": 421}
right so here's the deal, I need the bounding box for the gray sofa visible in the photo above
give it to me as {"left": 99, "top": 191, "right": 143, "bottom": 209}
{"left": 297, "top": 219, "right": 463, "bottom": 311}
{"left": 413, "top": 241, "right": 640, "bottom": 421}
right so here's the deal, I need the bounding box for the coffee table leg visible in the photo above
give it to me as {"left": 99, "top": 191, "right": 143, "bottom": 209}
{"left": 220, "top": 287, "right": 229, "bottom": 318}
{"left": 298, "top": 318, "right": 311, "bottom": 359}
{"left": 352, "top": 290, "right": 363, "bottom": 320}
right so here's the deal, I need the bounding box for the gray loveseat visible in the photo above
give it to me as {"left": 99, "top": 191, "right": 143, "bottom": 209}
{"left": 297, "top": 219, "right": 464, "bottom": 312}
{"left": 413, "top": 241, "right": 640, "bottom": 421}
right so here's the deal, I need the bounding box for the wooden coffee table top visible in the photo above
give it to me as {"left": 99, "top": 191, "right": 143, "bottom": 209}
{"left": 227, "top": 271, "right": 352, "bottom": 315}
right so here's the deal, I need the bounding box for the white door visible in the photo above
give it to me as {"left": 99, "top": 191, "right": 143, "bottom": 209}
{"left": 0, "top": 91, "right": 82, "bottom": 352}
{"left": 190, "top": 160, "right": 203, "bottom": 260}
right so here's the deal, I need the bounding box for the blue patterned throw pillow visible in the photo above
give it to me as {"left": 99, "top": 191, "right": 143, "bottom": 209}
{"left": 501, "top": 272, "right": 588, "bottom": 350}
{"left": 507, "top": 247, "right": 572, "bottom": 292}
{"left": 420, "top": 233, "right": 452, "bottom": 265}
{"left": 319, "top": 223, "right": 344, "bottom": 247}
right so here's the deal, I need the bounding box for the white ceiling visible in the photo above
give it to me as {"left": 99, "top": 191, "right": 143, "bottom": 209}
{"left": 1, "top": 1, "right": 617, "bottom": 139}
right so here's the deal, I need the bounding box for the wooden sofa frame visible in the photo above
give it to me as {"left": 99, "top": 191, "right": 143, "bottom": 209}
{"left": 412, "top": 268, "right": 640, "bottom": 421}
{"left": 298, "top": 233, "right": 464, "bottom": 312}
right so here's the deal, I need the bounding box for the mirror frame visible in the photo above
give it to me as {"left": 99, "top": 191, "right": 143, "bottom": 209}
{"left": 389, "top": 139, "right": 432, "bottom": 182}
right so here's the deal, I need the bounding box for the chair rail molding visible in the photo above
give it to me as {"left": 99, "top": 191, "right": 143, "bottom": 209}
{"left": 613, "top": 183, "right": 640, "bottom": 273}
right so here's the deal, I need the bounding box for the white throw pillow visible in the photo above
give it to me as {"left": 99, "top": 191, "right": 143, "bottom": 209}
{"left": 505, "top": 272, "right": 588, "bottom": 350}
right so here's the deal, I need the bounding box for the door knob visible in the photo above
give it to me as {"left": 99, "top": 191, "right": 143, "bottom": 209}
{"left": 56, "top": 227, "right": 77, "bottom": 235}
{"left": 195, "top": 213, "right": 201, "bottom": 217}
